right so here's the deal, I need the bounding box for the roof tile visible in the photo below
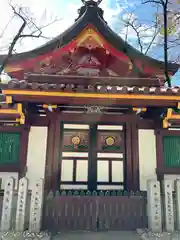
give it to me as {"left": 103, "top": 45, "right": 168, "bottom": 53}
{"left": 2, "top": 79, "right": 180, "bottom": 96}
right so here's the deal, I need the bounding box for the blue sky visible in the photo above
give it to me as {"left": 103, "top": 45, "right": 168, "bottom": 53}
{"left": 0, "top": 0, "right": 179, "bottom": 85}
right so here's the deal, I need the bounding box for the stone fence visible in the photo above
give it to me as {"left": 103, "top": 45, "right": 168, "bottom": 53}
{"left": 0, "top": 177, "right": 50, "bottom": 239}
{"left": 1, "top": 177, "right": 180, "bottom": 239}
{"left": 147, "top": 179, "right": 179, "bottom": 233}
{"left": 137, "top": 179, "right": 180, "bottom": 239}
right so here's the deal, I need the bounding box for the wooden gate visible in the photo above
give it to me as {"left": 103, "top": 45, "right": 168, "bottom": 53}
{"left": 43, "top": 190, "right": 148, "bottom": 232}
{"left": 59, "top": 123, "right": 126, "bottom": 191}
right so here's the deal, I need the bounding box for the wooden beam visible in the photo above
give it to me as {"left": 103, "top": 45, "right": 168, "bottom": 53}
{"left": 5, "top": 95, "right": 178, "bottom": 107}
{"left": 131, "top": 122, "right": 139, "bottom": 191}
{"left": 25, "top": 74, "right": 160, "bottom": 87}
{"left": 44, "top": 115, "right": 57, "bottom": 191}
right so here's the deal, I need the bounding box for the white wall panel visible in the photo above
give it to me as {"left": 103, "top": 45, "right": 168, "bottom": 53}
{"left": 76, "top": 160, "right": 88, "bottom": 181}
{"left": 97, "top": 185, "right": 124, "bottom": 190}
{"left": 112, "top": 161, "right": 124, "bottom": 182}
{"left": 60, "top": 185, "right": 87, "bottom": 190}
{"left": 26, "top": 127, "right": 48, "bottom": 190}
{"left": 61, "top": 160, "right": 73, "bottom": 181}
{"left": 97, "top": 161, "right": 109, "bottom": 182}
{"left": 138, "top": 129, "right": 157, "bottom": 191}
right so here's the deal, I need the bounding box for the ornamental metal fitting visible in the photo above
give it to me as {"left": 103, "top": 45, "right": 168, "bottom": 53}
{"left": 86, "top": 106, "right": 102, "bottom": 114}
{"left": 81, "top": 0, "right": 103, "bottom": 6}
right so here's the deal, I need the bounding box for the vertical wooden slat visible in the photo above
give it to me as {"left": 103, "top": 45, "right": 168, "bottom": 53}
{"left": 155, "top": 130, "right": 164, "bottom": 181}
{"left": 88, "top": 124, "right": 97, "bottom": 191}
{"left": 125, "top": 123, "right": 133, "bottom": 191}
{"left": 52, "top": 116, "right": 61, "bottom": 190}
{"left": 19, "top": 127, "right": 30, "bottom": 177}
{"left": 44, "top": 115, "right": 55, "bottom": 191}
{"left": 131, "top": 123, "right": 140, "bottom": 191}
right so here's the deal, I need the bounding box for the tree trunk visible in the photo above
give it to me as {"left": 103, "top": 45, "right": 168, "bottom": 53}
{"left": 163, "top": 3, "right": 171, "bottom": 87}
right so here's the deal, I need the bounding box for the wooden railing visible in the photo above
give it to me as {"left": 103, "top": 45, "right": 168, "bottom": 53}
{"left": 43, "top": 190, "right": 148, "bottom": 231}
{"left": 0, "top": 177, "right": 179, "bottom": 235}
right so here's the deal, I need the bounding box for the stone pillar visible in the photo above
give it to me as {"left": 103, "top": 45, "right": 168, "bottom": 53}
{"left": 29, "top": 179, "right": 44, "bottom": 233}
{"left": 1, "top": 177, "right": 14, "bottom": 231}
{"left": 15, "top": 177, "right": 28, "bottom": 232}
{"left": 147, "top": 179, "right": 162, "bottom": 232}
{"left": 163, "top": 180, "right": 174, "bottom": 233}
{"left": 175, "top": 179, "right": 180, "bottom": 231}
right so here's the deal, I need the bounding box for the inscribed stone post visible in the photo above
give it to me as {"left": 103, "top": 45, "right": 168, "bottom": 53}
{"left": 15, "top": 177, "right": 28, "bottom": 232}
{"left": 147, "top": 179, "right": 162, "bottom": 233}
{"left": 175, "top": 179, "right": 180, "bottom": 231}
{"left": 1, "top": 177, "right": 14, "bottom": 231}
{"left": 163, "top": 179, "right": 174, "bottom": 233}
{"left": 29, "top": 179, "right": 44, "bottom": 233}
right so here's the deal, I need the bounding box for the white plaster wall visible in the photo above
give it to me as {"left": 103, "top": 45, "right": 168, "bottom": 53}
{"left": 138, "top": 129, "right": 157, "bottom": 191}
{"left": 25, "top": 126, "right": 48, "bottom": 190}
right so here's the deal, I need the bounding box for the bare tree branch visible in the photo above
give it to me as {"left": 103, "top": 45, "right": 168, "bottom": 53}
{"left": 122, "top": 12, "right": 159, "bottom": 55}
{"left": 0, "top": 3, "right": 62, "bottom": 77}
{"left": 142, "top": 0, "right": 163, "bottom": 5}
{"left": 0, "top": 4, "right": 27, "bottom": 74}
{"left": 142, "top": 0, "right": 173, "bottom": 87}
{"left": 125, "top": 19, "right": 143, "bottom": 52}
{"left": 124, "top": 12, "right": 134, "bottom": 43}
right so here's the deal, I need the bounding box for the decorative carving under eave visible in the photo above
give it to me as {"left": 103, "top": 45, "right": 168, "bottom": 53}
{"left": 162, "top": 108, "right": 180, "bottom": 128}
{"left": 0, "top": 103, "right": 25, "bottom": 124}
{"left": 86, "top": 105, "right": 102, "bottom": 113}
{"left": 132, "top": 108, "right": 147, "bottom": 115}
{"left": 81, "top": 0, "right": 103, "bottom": 6}
{"left": 78, "top": 36, "right": 102, "bottom": 50}
{"left": 6, "top": 96, "right": 12, "bottom": 104}
{"left": 76, "top": 27, "right": 104, "bottom": 49}
{"left": 43, "top": 104, "right": 57, "bottom": 112}
{"left": 77, "top": 1, "right": 104, "bottom": 21}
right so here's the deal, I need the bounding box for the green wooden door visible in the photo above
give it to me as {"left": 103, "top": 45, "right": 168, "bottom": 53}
{"left": 163, "top": 136, "right": 180, "bottom": 167}
{"left": 0, "top": 133, "right": 20, "bottom": 164}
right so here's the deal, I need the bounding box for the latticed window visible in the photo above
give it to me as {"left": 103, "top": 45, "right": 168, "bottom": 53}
{"left": 163, "top": 136, "right": 180, "bottom": 167}
{"left": 0, "top": 133, "right": 20, "bottom": 164}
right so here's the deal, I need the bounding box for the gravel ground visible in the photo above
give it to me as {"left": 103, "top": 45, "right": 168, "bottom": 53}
{"left": 53, "top": 231, "right": 140, "bottom": 240}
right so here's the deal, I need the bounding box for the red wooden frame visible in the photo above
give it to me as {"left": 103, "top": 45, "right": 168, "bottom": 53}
{"left": 44, "top": 113, "right": 140, "bottom": 191}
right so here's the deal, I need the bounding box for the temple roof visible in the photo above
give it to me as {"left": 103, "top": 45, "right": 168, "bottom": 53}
{"left": 0, "top": 0, "right": 179, "bottom": 76}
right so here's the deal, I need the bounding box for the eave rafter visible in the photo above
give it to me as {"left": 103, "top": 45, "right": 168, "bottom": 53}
{"left": 1, "top": 87, "right": 180, "bottom": 113}
{"left": 0, "top": 102, "right": 25, "bottom": 124}
{"left": 2, "top": 86, "right": 180, "bottom": 104}
{"left": 163, "top": 105, "right": 180, "bottom": 128}
{"left": 1, "top": 78, "right": 180, "bottom": 127}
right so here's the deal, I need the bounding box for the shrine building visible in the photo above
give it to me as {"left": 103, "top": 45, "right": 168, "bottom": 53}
{"left": 0, "top": 0, "right": 179, "bottom": 191}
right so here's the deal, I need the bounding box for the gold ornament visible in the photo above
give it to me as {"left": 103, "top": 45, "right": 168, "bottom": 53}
{"left": 105, "top": 137, "right": 115, "bottom": 146}
{"left": 72, "top": 136, "right": 81, "bottom": 145}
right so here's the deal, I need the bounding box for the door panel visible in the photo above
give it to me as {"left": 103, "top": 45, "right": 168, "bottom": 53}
{"left": 59, "top": 123, "right": 125, "bottom": 191}
{"left": 96, "top": 124, "right": 125, "bottom": 190}
{"left": 60, "top": 123, "right": 89, "bottom": 190}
